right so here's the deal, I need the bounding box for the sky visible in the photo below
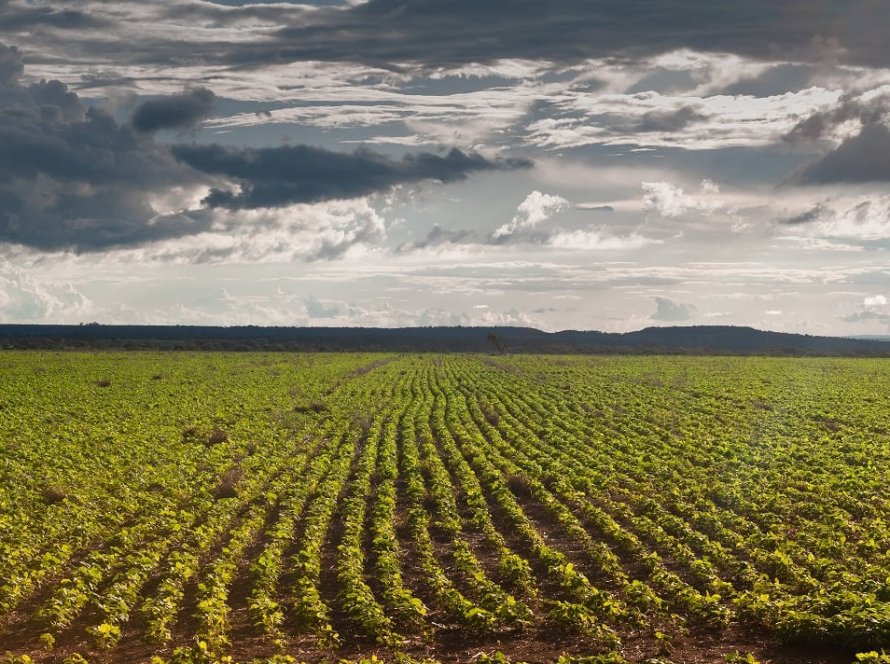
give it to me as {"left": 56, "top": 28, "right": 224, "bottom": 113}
{"left": 1, "top": 1, "right": 890, "bottom": 334}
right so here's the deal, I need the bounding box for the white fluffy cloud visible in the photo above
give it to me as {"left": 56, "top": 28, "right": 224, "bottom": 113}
{"left": 526, "top": 81, "right": 844, "bottom": 150}
{"left": 642, "top": 180, "right": 725, "bottom": 218}
{"left": 95, "top": 197, "right": 388, "bottom": 265}
{"left": 548, "top": 229, "right": 661, "bottom": 250}
{"left": 779, "top": 194, "right": 890, "bottom": 241}
{"left": 642, "top": 181, "right": 691, "bottom": 218}
{"left": 842, "top": 293, "right": 890, "bottom": 328}
{"left": 0, "top": 257, "right": 93, "bottom": 322}
{"left": 493, "top": 190, "right": 570, "bottom": 238}
{"left": 651, "top": 296, "right": 697, "bottom": 322}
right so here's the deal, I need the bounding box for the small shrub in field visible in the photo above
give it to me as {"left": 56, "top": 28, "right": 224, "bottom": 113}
{"left": 506, "top": 473, "right": 534, "bottom": 499}
{"left": 207, "top": 428, "right": 229, "bottom": 446}
{"left": 95, "top": 378, "right": 112, "bottom": 388}
{"left": 213, "top": 468, "right": 243, "bottom": 499}
{"left": 41, "top": 483, "right": 67, "bottom": 505}
{"left": 294, "top": 401, "right": 327, "bottom": 414}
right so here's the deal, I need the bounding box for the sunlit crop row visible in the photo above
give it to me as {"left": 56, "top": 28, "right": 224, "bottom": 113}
{"left": 1, "top": 352, "right": 889, "bottom": 664}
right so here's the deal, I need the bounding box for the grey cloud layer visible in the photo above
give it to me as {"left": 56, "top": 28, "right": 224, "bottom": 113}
{"left": 173, "top": 144, "right": 530, "bottom": 209}
{"left": 4, "top": 1, "right": 890, "bottom": 71}
{"left": 0, "top": 44, "right": 209, "bottom": 251}
{"left": 798, "top": 123, "right": 890, "bottom": 184}
{"left": 785, "top": 94, "right": 889, "bottom": 143}
{"left": 131, "top": 88, "right": 216, "bottom": 133}
{"left": 140, "top": 1, "right": 890, "bottom": 68}
{"left": 780, "top": 82, "right": 890, "bottom": 184}
{"left": 323, "top": 0, "right": 884, "bottom": 68}
{"left": 0, "top": 43, "right": 525, "bottom": 252}
{"left": 2, "top": 2, "right": 890, "bottom": 332}
{"left": 0, "top": 0, "right": 105, "bottom": 32}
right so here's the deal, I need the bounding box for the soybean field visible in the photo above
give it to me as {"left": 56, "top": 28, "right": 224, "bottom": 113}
{"left": 1, "top": 352, "right": 889, "bottom": 664}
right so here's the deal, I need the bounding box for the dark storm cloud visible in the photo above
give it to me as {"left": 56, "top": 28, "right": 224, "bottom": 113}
{"left": 0, "top": 42, "right": 528, "bottom": 253}
{"left": 0, "top": 44, "right": 209, "bottom": 251}
{"left": 783, "top": 93, "right": 890, "bottom": 184}
{"left": 0, "top": 41, "right": 21, "bottom": 82}
{"left": 4, "top": 1, "right": 890, "bottom": 72}
{"left": 797, "top": 123, "right": 890, "bottom": 184}
{"left": 0, "top": 0, "right": 105, "bottom": 31}
{"left": 232, "top": 0, "right": 890, "bottom": 70}
{"left": 131, "top": 88, "right": 216, "bottom": 133}
{"left": 172, "top": 144, "right": 531, "bottom": 209}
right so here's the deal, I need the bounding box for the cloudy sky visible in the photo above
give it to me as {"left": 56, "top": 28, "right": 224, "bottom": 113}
{"left": 2, "top": 0, "right": 890, "bottom": 333}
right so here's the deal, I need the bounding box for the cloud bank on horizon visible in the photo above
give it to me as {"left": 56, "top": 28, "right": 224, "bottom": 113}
{"left": 1, "top": 0, "right": 890, "bottom": 334}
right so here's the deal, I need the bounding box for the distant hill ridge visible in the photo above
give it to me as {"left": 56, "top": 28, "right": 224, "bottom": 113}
{"left": 0, "top": 324, "right": 888, "bottom": 355}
